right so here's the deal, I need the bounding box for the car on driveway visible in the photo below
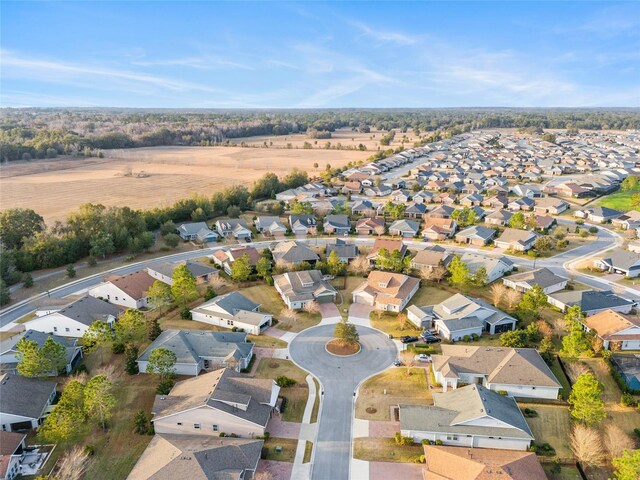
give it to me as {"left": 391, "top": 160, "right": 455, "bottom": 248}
{"left": 420, "top": 332, "right": 441, "bottom": 343}
{"left": 400, "top": 336, "right": 419, "bottom": 344}
{"left": 415, "top": 354, "right": 432, "bottom": 362}
{"left": 393, "top": 359, "right": 403, "bottom": 367}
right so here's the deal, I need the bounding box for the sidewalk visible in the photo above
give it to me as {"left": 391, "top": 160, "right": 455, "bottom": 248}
{"left": 290, "top": 374, "right": 319, "bottom": 480}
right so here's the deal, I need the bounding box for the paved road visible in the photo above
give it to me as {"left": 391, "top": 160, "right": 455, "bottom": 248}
{"left": 289, "top": 325, "right": 397, "bottom": 480}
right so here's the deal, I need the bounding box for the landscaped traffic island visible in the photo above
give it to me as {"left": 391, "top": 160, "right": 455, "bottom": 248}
{"left": 325, "top": 338, "right": 361, "bottom": 356}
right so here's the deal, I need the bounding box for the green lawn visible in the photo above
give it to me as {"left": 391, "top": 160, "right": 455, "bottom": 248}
{"left": 524, "top": 404, "right": 572, "bottom": 460}
{"left": 353, "top": 437, "right": 424, "bottom": 463}
{"left": 597, "top": 190, "right": 638, "bottom": 211}
{"left": 410, "top": 284, "right": 454, "bottom": 306}
{"left": 543, "top": 463, "right": 583, "bottom": 480}
{"left": 253, "top": 358, "right": 309, "bottom": 423}
{"left": 333, "top": 275, "right": 365, "bottom": 319}
{"left": 310, "top": 378, "right": 320, "bottom": 423}
{"left": 262, "top": 437, "right": 298, "bottom": 463}
{"left": 370, "top": 311, "right": 422, "bottom": 338}
{"left": 303, "top": 441, "right": 313, "bottom": 463}
{"left": 549, "top": 356, "right": 572, "bottom": 400}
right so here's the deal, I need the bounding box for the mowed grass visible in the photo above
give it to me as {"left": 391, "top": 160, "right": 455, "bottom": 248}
{"left": 597, "top": 190, "right": 638, "bottom": 211}
{"left": 410, "top": 285, "right": 454, "bottom": 306}
{"left": 353, "top": 437, "right": 423, "bottom": 463}
{"left": 254, "top": 358, "right": 309, "bottom": 423}
{"left": 524, "top": 404, "right": 572, "bottom": 460}
{"left": 262, "top": 437, "right": 298, "bottom": 463}
{"left": 543, "top": 463, "right": 583, "bottom": 480}
{"left": 370, "top": 311, "right": 422, "bottom": 338}
{"left": 356, "top": 368, "right": 432, "bottom": 421}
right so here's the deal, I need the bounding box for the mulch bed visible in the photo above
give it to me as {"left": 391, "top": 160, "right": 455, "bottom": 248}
{"left": 326, "top": 339, "right": 361, "bottom": 356}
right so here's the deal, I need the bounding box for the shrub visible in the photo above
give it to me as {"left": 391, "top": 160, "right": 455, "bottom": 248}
{"left": 634, "top": 428, "right": 640, "bottom": 439}
{"left": 575, "top": 219, "right": 584, "bottom": 225}
{"left": 276, "top": 376, "right": 296, "bottom": 388}
{"left": 524, "top": 408, "right": 538, "bottom": 418}
{"left": 83, "top": 445, "right": 95, "bottom": 456}
{"left": 462, "top": 335, "right": 471, "bottom": 343}
{"left": 156, "top": 378, "right": 175, "bottom": 395}
{"left": 580, "top": 230, "right": 589, "bottom": 238}
{"left": 421, "top": 439, "right": 430, "bottom": 445}
{"left": 621, "top": 393, "right": 636, "bottom": 407}
{"left": 434, "top": 439, "right": 443, "bottom": 446}
{"left": 529, "top": 444, "right": 537, "bottom": 453}
{"left": 23, "top": 273, "right": 33, "bottom": 288}
{"left": 204, "top": 287, "right": 216, "bottom": 301}
{"left": 133, "top": 410, "right": 150, "bottom": 435}
{"left": 471, "top": 333, "right": 479, "bottom": 341}
{"left": 87, "top": 256, "right": 97, "bottom": 267}
{"left": 220, "top": 432, "right": 227, "bottom": 437}
{"left": 551, "top": 459, "right": 562, "bottom": 474}
{"left": 588, "top": 226, "right": 598, "bottom": 234}
{"left": 111, "top": 342, "right": 126, "bottom": 354}
{"left": 75, "top": 364, "right": 89, "bottom": 375}
{"left": 180, "top": 307, "right": 192, "bottom": 320}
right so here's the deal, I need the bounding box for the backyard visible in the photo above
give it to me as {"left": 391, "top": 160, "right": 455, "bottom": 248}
{"left": 353, "top": 437, "right": 424, "bottom": 463}
{"left": 253, "top": 358, "right": 310, "bottom": 423}
{"left": 524, "top": 404, "right": 573, "bottom": 460}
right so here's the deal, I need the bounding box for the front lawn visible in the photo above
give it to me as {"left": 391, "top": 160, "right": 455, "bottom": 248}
{"left": 353, "top": 437, "right": 423, "bottom": 463}
{"left": 262, "top": 437, "right": 298, "bottom": 463}
{"left": 254, "top": 358, "right": 309, "bottom": 423}
{"left": 370, "top": 311, "right": 422, "bottom": 338}
{"left": 356, "top": 367, "right": 432, "bottom": 421}
{"left": 410, "top": 285, "right": 456, "bottom": 306}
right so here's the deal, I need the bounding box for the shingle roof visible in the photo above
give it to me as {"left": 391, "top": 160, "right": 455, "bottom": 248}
{"left": 600, "top": 248, "right": 640, "bottom": 271}
{"left": 271, "top": 241, "right": 319, "bottom": 264}
{"left": 0, "top": 373, "right": 56, "bottom": 419}
{"left": 106, "top": 270, "right": 156, "bottom": 300}
{"left": 55, "top": 295, "right": 121, "bottom": 326}
{"left": 548, "top": 290, "right": 634, "bottom": 312}
{"left": 0, "top": 330, "right": 80, "bottom": 366}
{"left": 149, "top": 261, "right": 217, "bottom": 279}
{"left": 273, "top": 270, "right": 337, "bottom": 303}
{"left": 353, "top": 271, "right": 420, "bottom": 307}
{"left": 582, "top": 309, "right": 640, "bottom": 339}
{"left": 504, "top": 267, "right": 567, "bottom": 289}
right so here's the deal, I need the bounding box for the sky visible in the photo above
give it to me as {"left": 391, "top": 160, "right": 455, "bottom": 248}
{"left": 1, "top": 1, "right": 639, "bottom": 108}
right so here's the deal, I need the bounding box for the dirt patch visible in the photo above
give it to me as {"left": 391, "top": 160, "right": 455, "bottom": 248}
{"left": 326, "top": 339, "right": 361, "bottom": 356}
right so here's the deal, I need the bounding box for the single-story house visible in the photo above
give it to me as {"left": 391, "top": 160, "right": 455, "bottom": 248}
{"left": 431, "top": 345, "right": 561, "bottom": 399}
{"left": 137, "top": 329, "right": 254, "bottom": 376}
{"left": 176, "top": 222, "right": 219, "bottom": 243}
{"left": 429, "top": 205, "right": 455, "bottom": 219}
{"left": 127, "top": 434, "right": 262, "bottom": 480}
{"left": 326, "top": 239, "right": 358, "bottom": 263}
{"left": 455, "top": 226, "right": 497, "bottom": 246}
{"left": 407, "top": 305, "right": 433, "bottom": 329}
{"left": 593, "top": 248, "right": 640, "bottom": 278}
{"left": 273, "top": 270, "right": 337, "bottom": 309}
{"left": 405, "top": 203, "right": 429, "bottom": 219}
{"left": 507, "top": 197, "right": 535, "bottom": 212}
{"left": 254, "top": 216, "right": 287, "bottom": 236}
{"left": 574, "top": 206, "right": 623, "bottom": 223}
{"left": 388, "top": 219, "right": 420, "bottom": 238}
{"left": 352, "top": 271, "right": 420, "bottom": 312}
{"left": 547, "top": 290, "right": 636, "bottom": 316}
{"left": 323, "top": 215, "right": 351, "bottom": 235}
{"left": 612, "top": 210, "right": 640, "bottom": 230}
{"left": 399, "top": 385, "right": 534, "bottom": 451}
{"left": 270, "top": 240, "right": 319, "bottom": 266}
{"left": 212, "top": 246, "right": 262, "bottom": 275}
{"left": 494, "top": 228, "right": 539, "bottom": 252}
{"left": 503, "top": 267, "right": 568, "bottom": 294}
{"left": 341, "top": 181, "right": 362, "bottom": 195}
{"left": 0, "top": 431, "right": 27, "bottom": 480}
{"left": 26, "top": 296, "right": 121, "bottom": 338}
{"left": 146, "top": 261, "right": 218, "bottom": 286}
{"left": 533, "top": 214, "right": 556, "bottom": 232}
{"left": 485, "top": 209, "right": 513, "bottom": 227}
{"left": 89, "top": 270, "right": 156, "bottom": 309}
{"left": 533, "top": 197, "right": 569, "bottom": 215}
{"left": 421, "top": 217, "right": 457, "bottom": 241}
{"left": 366, "top": 238, "right": 407, "bottom": 266}
{"left": 215, "top": 219, "right": 252, "bottom": 241}
{"left": 0, "top": 374, "right": 56, "bottom": 432}
{"left": 355, "top": 217, "right": 385, "bottom": 236}
{"left": 0, "top": 330, "right": 83, "bottom": 375}
{"left": 411, "top": 246, "right": 452, "bottom": 271}
{"left": 288, "top": 215, "right": 317, "bottom": 235}
{"left": 151, "top": 368, "right": 279, "bottom": 438}
{"left": 581, "top": 309, "right": 640, "bottom": 351}
{"left": 459, "top": 253, "right": 514, "bottom": 284}
{"left": 191, "top": 292, "right": 272, "bottom": 335}
{"left": 351, "top": 200, "right": 377, "bottom": 217}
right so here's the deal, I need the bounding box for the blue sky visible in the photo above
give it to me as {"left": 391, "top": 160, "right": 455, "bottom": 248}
{"left": 1, "top": 1, "right": 639, "bottom": 108}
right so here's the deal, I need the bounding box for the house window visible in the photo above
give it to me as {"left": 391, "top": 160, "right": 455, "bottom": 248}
{"left": 446, "top": 435, "right": 458, "bottom": 441}
{"left": 212, "top": 424, "right": 219, "bottom": 432}
{"left": 177, "top": 422, "right": 182, "bottom": 426}
{"left": 53, "top": 327, "right": 58, "bottom": 332}
{"left": 65, "top": 328, "right": 70, "bottom": 332}
{"left": 194, "top": 423, "right": 200, "bottom": 429}
{"left": 227, "top": 320, "right": 234, "bottom": 326}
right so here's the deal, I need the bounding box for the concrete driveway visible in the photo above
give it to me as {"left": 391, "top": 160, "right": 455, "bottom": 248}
{"left": 289, "top": 324, "right": 397, "bottom": 480}
{"left": 318, "top": 302, "right": 341, "bottom": 321}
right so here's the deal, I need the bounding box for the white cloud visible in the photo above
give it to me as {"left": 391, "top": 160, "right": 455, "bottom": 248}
{"left": 350, "top": 21, "right": 417, "bottom": 45}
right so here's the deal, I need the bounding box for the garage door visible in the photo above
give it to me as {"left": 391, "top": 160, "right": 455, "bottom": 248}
{"left": 353, "top": 293, "right": 373, "bottom": 306}
{"left": 473, "top": 437, "right": 513, "bottom": 450}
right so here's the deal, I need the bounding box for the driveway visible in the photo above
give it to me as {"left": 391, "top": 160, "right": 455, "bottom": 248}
{"left": 318, "top": 302, "right": 341, "bottom": 321}
{"left": 348, "top": 304, "right": 373, "bottom": 328}
{"left": 289, "top": 324, "right": 397, "bottom": 480}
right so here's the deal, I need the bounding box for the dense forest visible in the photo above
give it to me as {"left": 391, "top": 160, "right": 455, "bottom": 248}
{"left": 1, "top": 108, "right": 639, "bottom": 162}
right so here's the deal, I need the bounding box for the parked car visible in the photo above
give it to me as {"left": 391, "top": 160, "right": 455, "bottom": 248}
{"left": 415, "top": 354, "right": 432, "bottom": 362}
{"left": 400, "top": 336, "right": 419, "bottom": 344}
{"left": 393, "top": 359, "right": 403, "bottom": 367}
{"left": 420, "top": 332, "right": 441, "bottom": 344}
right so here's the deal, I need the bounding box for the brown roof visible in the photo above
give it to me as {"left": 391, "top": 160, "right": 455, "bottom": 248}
{"left": 108, "top": 271, "right": 156, "bottom": 300}
{"left": 354, "top": 271, "right": 419, "bottom": 306}
{"left": 367, "top": 238, "right": 406, "bottom": 259}
{"left": 0, "top": 431, "right": 25, "bottom": 455}
{"left": 227, "top": 246, "right": 262, "bottom": 266}
{"left": 412, "top": 249, "right": 448, "bottom": 267}
{"left": 423, "top": 217, "right": 456, "bottom": 230}
{"left": 356, "top": 217, "right": 385, "bottom": 230}
{"left": 424, "top": 445, "right": 546, "bottom": 480}
{"left": 583, "top": 309, "right": 640, "bottom": 340}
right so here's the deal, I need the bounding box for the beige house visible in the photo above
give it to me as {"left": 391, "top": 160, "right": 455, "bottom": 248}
{"left": 581, "top": 309, "right": 640, "bottom": 351}
{"left": 352, "top": 271, "right": 420, "bottom": 312}
{"left": 273, "top": 270, "right": 337, "bottom": 309}
{"left": 152, "top": 368, "right": 280, "bottom": 438}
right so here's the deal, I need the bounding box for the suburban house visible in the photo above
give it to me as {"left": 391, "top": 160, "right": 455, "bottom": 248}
{"left": 326, "top": 239, "right": 358, "bottom": 263}
{"left": 127, "top": 434, "right": 262, "bottom": 480}
{"left": 254, "top": 216, "right": 287, "bottom": 236}
{"left": 270, "top": 240, "right": 319, "bottom": 265}
{"left": 455, "top": 226, "right": 497, "bottom": 246}
{"left": 191, "top": 291, "right": 272, "bottom": 335}
{"left": 429, "top": 205, "right": 455, "bottom": 219}
{"left": 0, "top": 330, "right": 83, "bottom": 375}
{"left": 89, "top": 270, "right": 156, "bottom": 309}
{"left": 146, "top": 261, "right": 218, "bottom": 285}
{"left": 176, "top": 222, "right": 219, "bottom": 243}
{"left": 612, "top": 210, "right": 640, "bottom": 230}
{"left": 355, "top": 217, "right": 385, "bottom": 236}
{"left": 405, "top": 203, "right": 429, "bottom": 219}
{"left": 0, "top": 431, "right": 27, "bottom": 480}
{"left": 593, "top": 248, "right": 640, "bottom": 278}
{"left": 533, "top": 214, "right": 556, "bottom": 232}
{"left": 399, "top": 385, "right": 534, "bottom": 451}
{"left": 421, "top": 217, "right": 457, "bottom": 240}
{"left": 484, "top": 209, "right": 513, "bottom": 227}
{"left": 547, "top": 290, "right": 635, "bottom": 316}
{"left": 273, "top": 270, "right": 337, "bottom": 309}
{"left": 352, "top": 271, "right": 420, "bottom": 312}
{"left": 507, "top": 197, "right": 535, "bottom": 212}
{"left": 574, "top": 206, "right": 622, "bottom": 223}
{"left": 388, "top": 219, "right": 420, "bottom": 238}
{"left": 151, "top": 368, "right": 280, "bottom": 438}
{"left": 431, "top": 345, "right": 561, "bottom": 399}
{"left": 341, "top": 181, "right": 362, "bottom": 195}
{"left": 458, "top": 253, "right": 514, "bottom": 284}
{"left": 581, "top": 309, "right": 640, "bottom": 351}
{"left": 0, "top": 374, "right": 56, "bottom": 432}
{"left": 215, "top": 219, "right": 252, "bottom": 241}
{"left": 411, "top": 246, "right": 453, "bottom": 271}
{"left": 494, "top": 228, "right": 539, "bottom": 252}
{"left": 533, "top": 197, "right": 569, "bottom": 215}
{"left": 323, "top": 215, "right": 351, "bottom": 235}
{"left": 137, "top": 330, "right": 254, "bottom": 376}
{"left": 422, "top": 445, "right": 547, "bottom": 480}
{"left": 503, "top": 267, "right": 568, "bottom": 294}
{"left": 288, "top": 215, "right": 317, "bottom": 235}
{"left": 26, "top": 296, "right": 121, "bottom": 338}
{"left": 367, "top": 238, "right": 407, "bottom": 266}
{"left": 212, "top": 246, "right": 262, "bottom": 275}
{"left": 421, "top": 294, "right": 517, "bottom": 340}
{"left": 351, "top": 200, "right": 377, "bottom": 217}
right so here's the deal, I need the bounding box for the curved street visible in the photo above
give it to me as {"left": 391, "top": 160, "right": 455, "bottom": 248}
{"left": 289, "top": 324, "right": 397, "bottom": 480}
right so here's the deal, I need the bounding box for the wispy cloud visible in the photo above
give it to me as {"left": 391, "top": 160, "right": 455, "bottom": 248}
{"left": 130, "top": 56, "right": 253, "bottom": 71}
{"left": 350, "top": 21, "right": 417, "bottom": 45}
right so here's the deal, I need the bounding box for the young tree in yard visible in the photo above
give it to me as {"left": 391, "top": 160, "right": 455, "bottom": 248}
{"left": 374, "top": 224, "right": 386, "bottom": 236}
{"left": 146, "top": 347, "right": 177, "bottom": 394}
{"left": 40, "top": 337, "right": 68, "bottom": 375}
{"left": 451, "top": 207, "right": 477, "bottom": 228}
{"left": 561, "top": 307, "right": 593, "bottom": 359}
{"left": 399, "top": 349, "right": 415, "bottom": 376}
{"left": 303, "top": 301, "right": 320, "bottom": 315}
{"left": 334, "top": 319, "right": 359, "bottom": 345}
{"left": 503, "top": 288, "right": 522, "bottom": 311}
{"left": 84, "top": 374, "right": 117, "bottom": 430}
{"left": 16, "top": 339, "right": 47, "bottom": 377}
{"left": 163, "top": 233, "right": 180, "bottom": 248}
{"left": 114, "top": 308, "right": 146, "bottom": 344}
{"left": 147, "top": 317, "right": 162, "bottom": 341}
{"left": 612, "top": 449, "right": 640, "bottom": 480}
{"left": 604, "top": 424, "right": 636, "bottom": 458}
{"left": 124, "top": 343, "right": 139, "bottom": 375}
{"left": 256, "top": 257, "right": 272, "bottom": 279}
{"left": 38, "top": 380, "right": 87, "bottom": 447}
{"left": 472, "top": 266, "right": 488, "bottom": 287}
{"left": 448, "top": 256, "right": 470, "bottom": 287}
{"left": 570, "top": 425, "right": 605, "bottom": 468}
{"left": 66, "top": 264, "right": 76, "bottom": 278}
{"left": 82, "top": 320, "right": 114, "bottom": 363}
{"left": 349, "top": 255, "right": 370, "bottom": 276}
{"left": 231, "top": 254, "right": 253, "bottom": 282}
{"left": 499, "top": 329, "right": 528, "bottom": 348}
{"left": 133, "top": 409, "right": 151, "bottom": 435}
{"left": 326, "top": 250, "right": 347, "bottom": 276}
{"left": 508, "top": 212, "right": 526, "bottom": 230}
{"left": 490, "top": 283, "right": 508, "bottom": 308}
{"left": 55, "top": 446, "right": 90, "bottom": 480}
{"left": 568, "top": 373, "right": 606, "bottom": 426}
{"left": 538, "top": 337, "right": 555, "bottom": 365}
{"left": 171, "top": 264, "right": 198, "bottom": 307}
{"left": 290, "top": 200, "right": 314, "bottom": 215}
{"left": 517, "top": 284, "right": 547, "bottom": 321}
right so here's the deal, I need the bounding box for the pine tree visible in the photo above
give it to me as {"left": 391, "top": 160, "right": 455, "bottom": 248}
{"left": 124, "top": 343, "right": 140, "bottom": 375}
{"left": 84, "top": 374, "right": 117, "bottom": 430}
{"left": 170, "top": 265, "right": 198, "bottom": 307}
{"left": 568, "top": 373, "right": 606, "bottom": 426}
{"left": 147, "top": 318, "right": 162, "bottom": 341}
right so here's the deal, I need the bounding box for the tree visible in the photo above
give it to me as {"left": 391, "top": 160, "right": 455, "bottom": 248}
{"left": 84, "top": 374, "right": 117, "bottom": 430}
{"left": 303, "top": 301, "right": 320, "bottom": 315}
{"left": 89, "top": 232, "right": 115, "bottom": 259}
{"left": 66, "top": 264, "right": 76, "bottom": 278}
{"left": 499, "top": 329, "right": 528, "bottom": 348}
{"left": 170, "top": 264, "right": 198, "bottom": 307}
{"left": 503, "top": 288, "right": 521, "bottom": 311}
{"left": 256, "top": 257, "right": 271, "bottom": 279}
{"left": 612, "top": 449, "right": 640, "bottom": 480}
{"left": 570, "top": 425, "right": 605, "bottom": 468}
{"left": 451, "top": 207, "right": 478, "bottom": 227}
{"left": 472, "top": 266, "right": 488, "bottom": 286}
{"left": 23, "top": 272, "right": 34, "bottom": 288}
{"left": 147, "top": 318, "right": 162, "bottom": 341}
{"left": 534, "top": 236, "right": 554, "bottom": 252}
{"left": 133, "top": 409, "right": 151, "bottom": 435}
{"left": 568, "top": 373, "right": 606, "bottom": 426}
{"left": 114, "top": 309, "right": 146, "bottom": 344}
{"left": 326, "top": 250, "right": 347, "bottom": 276}
{"left": 621, "top": 175, "right": 640, "bottom": 192}
{"left": 0, "top": 279, "right": 10, "bottom": 306}
{"left": 163, "top": 233, "right": 180, "bottom": 248}
{"left": 508, "top": 212, "right": 526, "bottom": 230}
{"left": 290, "top": 200, "right": 314, "bottom": 215}
{"left": 385, "top": 202, "right": 406, "bottom": 220}
{"left": 448, "top": 256, "right": 470, "bottom": 287}
{"left": 124, "top": 343, "right": 140, "bottom": 375}
{"left": 38, "top": 380, "right": 87, "bottom": 447}
{"left": 82, "top": 320, "right": 114, "bottom": 363}
{"left": 230, "top": 254, "right": 253, "bottom": 282}
{"left": 399, "top": 349, "right": 415, "bottom": 376}
{"left": 490, "top": 283, "right": 508, "bottom": 307}
{"left": 349, "top": 255, "right": 370, "bottom": 276}
{"left": 561, "top": 307, "right": 593, "bottom": 359}
{"left": 0, "top": 208, "right": 45, "bottom": 250}
{"left": 146, "top": 348, "right": 177, "bottom": 394}
{"left": 16, "top": 337, "right": 66, "bottom": 377}
{"left": 604, "top": 424, "right": 636, "bottom": 458}
{"left": 56, "top": 446, "right": 91, "bottom": 480}
{"left": 538, "top": 337, "right": 555, "bottom": 365}
{"left": 517, "top": 284, "right": 547, "bottom": 321}
{"left": 334, "top": 319, "right": 359, "bottom": 345}
{"left": 40, "top": 337, "right": 67, "bottom": 375}
{"left": 541, "top": 133, "right": 557, "bottom": 144}
{"left": 147, "top": 280, "right": 172, "bottom": 314}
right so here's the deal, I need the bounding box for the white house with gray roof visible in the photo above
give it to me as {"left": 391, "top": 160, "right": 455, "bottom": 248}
{"left": 273, "top": 270, "right": 337, "bottom": 309}
{"left": 503, "top": 267, "right": 568, "bottom": 294}
{"left": 0, "top": 373, "right": 57, "bottom": 432}
{"left": 459, "top": 253, "right": 514, "bottom": 283}
{"left": 215, "top": 219, "right": 252, "bottom": 241}
{"left": 176, "top": 222, "right": 219, "bottom": 243}
{"left": 137, "top": 330, "right": 254, "bottom": 376}
{"left": 547, "top": 290, "right": 635, "bottom": 316}
{"left": 146, "top": 261, "right": 218, "bottom": 286}
{"left": 270, "top": 240, "right": 319, "bottom": 265}
{"left": 400, "top": 384, "right": 534, "bottom": 451}
{"left": 432, "top": 345, "right": 561, "bottom": 399}
{"left": 254, "top": 216, "right": 287, "bottom": 236}
{"left": 593, "top": 248, "right": 640, "bottom": 278}
{"left": 190, "top": 292, "right": 272, "bottom": 335}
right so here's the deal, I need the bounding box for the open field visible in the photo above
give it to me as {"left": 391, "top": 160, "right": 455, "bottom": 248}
{"left": 0, "top": 145, "right": 359, "bottom": 223}
{"left": 596, "top": 190, "right": 638, "bottom": 211}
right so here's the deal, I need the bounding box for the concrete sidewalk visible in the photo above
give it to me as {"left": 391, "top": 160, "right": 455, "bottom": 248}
{"left": 290, "top": 374, "right": 319, "bottom": 480}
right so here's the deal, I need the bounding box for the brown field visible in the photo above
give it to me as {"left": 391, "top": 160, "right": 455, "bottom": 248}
{"left": 0, "top": 145, "right": 362, "bottom": 223}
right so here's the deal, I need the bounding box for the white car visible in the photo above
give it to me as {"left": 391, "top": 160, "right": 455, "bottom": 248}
{"left": 415, "top": 354, "right": 432, "bottom": 363}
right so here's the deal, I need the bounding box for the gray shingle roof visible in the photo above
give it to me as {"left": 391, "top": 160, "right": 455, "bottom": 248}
{"left": 504, "top": 267, "right": 567, "bottom": 289}
{"left": 56, "top": 295, "right": 122, "bottom": 326}
{"left": 0, "top": 373, "right": 56, "bottom": 419}
{"left": 548, "top": 290, "right": 634, "bottom": 312}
